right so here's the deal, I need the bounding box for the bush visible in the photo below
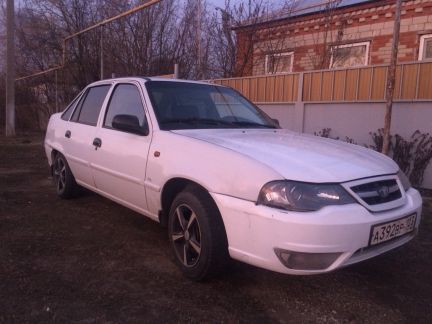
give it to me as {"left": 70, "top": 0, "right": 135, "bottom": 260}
{"left": 314, "top": 128, "right": 432, "bottom": 187}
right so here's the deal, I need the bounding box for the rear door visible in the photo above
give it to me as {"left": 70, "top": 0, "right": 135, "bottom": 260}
{"left": 90, "top": 82, "right": 152, "bottom": 213}
{"left": 63, "top": 84, "right": 111, "bottom": 188}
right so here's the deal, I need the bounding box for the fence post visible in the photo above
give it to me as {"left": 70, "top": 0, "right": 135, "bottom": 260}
{"left": 294, "top": 72, "right": 305, "bottom": 133}
{"left": 55, "top": 70, "right": 58, "bottom": 112}
{"left": 174, "top": 63, "right": 179, "bottom": 79}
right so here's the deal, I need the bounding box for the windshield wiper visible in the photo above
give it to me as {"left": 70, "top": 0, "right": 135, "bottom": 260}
{"left": 162, "top": 118, "right": 233, "bottom": 125}
{"left": 230, "top": 121, "right": 277, "bottom": 129}
{"left": 162, "top": 118, "right": 277, "bottom": 129}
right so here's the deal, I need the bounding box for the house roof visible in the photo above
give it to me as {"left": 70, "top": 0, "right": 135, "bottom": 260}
{"left": 234, "top": 0, "right": 377, "bottom": 30}
{"left": 286, "top": 0, "right": 375, "bottom": 18}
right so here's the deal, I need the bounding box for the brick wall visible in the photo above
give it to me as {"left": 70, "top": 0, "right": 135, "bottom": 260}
{"left": 235, "top": 0, "right": 432, "bottom": 76}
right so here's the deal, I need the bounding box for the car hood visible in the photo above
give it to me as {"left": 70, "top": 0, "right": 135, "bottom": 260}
{"left": 172, "top": 129, "right": 398, "bottom": 183}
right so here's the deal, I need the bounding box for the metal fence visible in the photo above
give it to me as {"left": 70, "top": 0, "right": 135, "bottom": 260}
{"left": 212, "top": 74, "right": 299, "bottom": 102}
{"left": 211, "top": 61, "right": 432, "bottom": 103}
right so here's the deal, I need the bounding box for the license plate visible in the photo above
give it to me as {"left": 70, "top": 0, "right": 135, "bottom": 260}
{"left": 369, "top": 213, "right": 417, "bottom": 246}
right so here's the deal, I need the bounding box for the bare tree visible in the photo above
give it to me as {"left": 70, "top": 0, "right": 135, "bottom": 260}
{"left": 220, "top": 0, "right": 332, "bottom": 77}
{"left": 209, "top": 0, "right": 266, "bottom": 77}
{"left": 5, "top": 0, "right": 306, "bottom": 129}
{"left": 209, "top": 0, "right": 296, "bottom": 77}
{"left": 307, "top": 0, "right": 347, "bottom": 70}
{"left": 102, "top": 0, "right": 180, "bottom": 77}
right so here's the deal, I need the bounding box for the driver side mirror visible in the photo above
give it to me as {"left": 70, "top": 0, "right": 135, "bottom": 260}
{"left": 272, "top": 118, "right": 281, "bottom": 128}
{"left": 112, "top": 114, "right": 149, "bottom": 136}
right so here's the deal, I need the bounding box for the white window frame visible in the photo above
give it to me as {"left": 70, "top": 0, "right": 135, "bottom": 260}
{"left": 265, "top": 52, "right": 294, "bottom": 74}
{"left": 419, "top": 34, "right": 432, "bottom": 60}
{"left": 329, "top": 41, "right": 370, "bottom": 69}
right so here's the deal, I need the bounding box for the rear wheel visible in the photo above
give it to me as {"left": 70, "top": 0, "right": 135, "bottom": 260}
{"left": 168, "top": 185, "right": 229, "bottom": 281}
{"left": 52, "top": 153, "right": 79, "bottom": 199}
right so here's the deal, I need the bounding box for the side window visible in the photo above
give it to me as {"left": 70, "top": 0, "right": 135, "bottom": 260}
{"left": 72, "top": 85, "right": 110, "bottom": 126}
{"left": 104, "top": 84, "right": 146, "bottom": 128}
{"left": 61, "top": 91, "right": 82, "bottom": 121}
{"left": 71, "top": 90, "right": 87, "bottom": 122}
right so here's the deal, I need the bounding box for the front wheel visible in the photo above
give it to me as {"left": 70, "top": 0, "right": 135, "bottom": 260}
{"left": 52, "top": 153, "right": 79, "bottom": 199}
{"left": 168, "top": 185, "right": 229, "bottom": 281}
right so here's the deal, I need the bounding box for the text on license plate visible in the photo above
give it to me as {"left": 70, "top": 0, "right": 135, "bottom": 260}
{"left": 369, "top": 213, "right": 417, "bottom": 246}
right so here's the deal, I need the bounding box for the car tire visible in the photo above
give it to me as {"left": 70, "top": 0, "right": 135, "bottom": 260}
{"left": 168, "top": 185, "right": 229, "bottom": 281}
{"left": 52, "top": 153, "right": 79, "bottom": 199}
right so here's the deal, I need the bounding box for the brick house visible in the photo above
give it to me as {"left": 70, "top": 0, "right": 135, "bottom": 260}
{"left": 234, "top": 0, "right": 432, "bottom": 76}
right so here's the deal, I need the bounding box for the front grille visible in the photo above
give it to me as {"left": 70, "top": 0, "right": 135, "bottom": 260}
{"left": 351, "top": 179, "right": 401, "bottom": 205}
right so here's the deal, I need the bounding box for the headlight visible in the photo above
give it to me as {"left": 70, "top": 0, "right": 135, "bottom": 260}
{"left": 397, "top": 170, "right": 411, "bottom": 191}
{"left": 257, "top": 180, "right": 356, "bottom": 212}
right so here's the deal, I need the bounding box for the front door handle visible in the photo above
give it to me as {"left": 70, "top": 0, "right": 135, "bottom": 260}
{"left": 92, "top": 138, "right": 102, "bottom": 149}
{"left": 65, "top": 130, "right": 71, "bottom": 138}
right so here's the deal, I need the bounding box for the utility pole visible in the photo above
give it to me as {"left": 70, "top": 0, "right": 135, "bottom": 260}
{"left": 5, "top": 0, "right": 15, "bottom": 136}
{"left": 382, "top": 0, "right": 403, "bottom": 155}
{"left": 196, "top": 0, "right": 202, "bottom": 79}
{"left": 100, "top": 26, "right": 104, "bottom": 80}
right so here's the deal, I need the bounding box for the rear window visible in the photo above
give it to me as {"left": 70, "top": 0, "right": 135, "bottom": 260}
{"left": 72, "top": 85, "right": 111, "bottom": 126}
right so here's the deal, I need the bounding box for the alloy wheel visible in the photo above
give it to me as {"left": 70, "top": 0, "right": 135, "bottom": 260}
{"left": 171, "top": 204, "right": 202, "bottom": 267}
{"left": 53, "top": 156, "right": 66, "bottom": 193}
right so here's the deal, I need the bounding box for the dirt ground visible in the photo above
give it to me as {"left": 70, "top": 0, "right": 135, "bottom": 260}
{"left": 1, "top": 133, "right": 431, "bottom": 324}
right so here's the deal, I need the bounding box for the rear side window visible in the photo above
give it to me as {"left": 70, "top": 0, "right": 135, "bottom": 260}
{"left": 61, "top": 103, "right": 75, "bottom": 121}
{"left": 61, "top": 91, "right": 83, "bottom": 121}
{"left": 72, "top": 85, "right": 110, "bottom": 126}
{"left": 104, "top": 84, "right": 146, "bottom": 128}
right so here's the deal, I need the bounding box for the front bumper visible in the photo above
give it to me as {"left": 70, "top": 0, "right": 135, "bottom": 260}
{"left": 211, "top": 188, "right": 422, "bottom": 275}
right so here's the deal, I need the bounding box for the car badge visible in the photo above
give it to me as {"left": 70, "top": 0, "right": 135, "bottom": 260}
{"left": 377, "top": 186, "right": 390, "bottom": 198}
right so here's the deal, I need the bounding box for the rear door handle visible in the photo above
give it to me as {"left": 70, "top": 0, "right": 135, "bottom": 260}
{"left": 92, "top": 138, "right": 102, "bottom": 149}
{"left": 65, "top": 130, "right": 71, "bottom": 138}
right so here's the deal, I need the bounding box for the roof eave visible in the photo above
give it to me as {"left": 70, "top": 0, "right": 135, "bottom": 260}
{"left": 232, "top": 0, "right": 381, "bottom": 32}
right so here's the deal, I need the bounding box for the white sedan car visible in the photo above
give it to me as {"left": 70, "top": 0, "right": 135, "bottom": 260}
{"left": 44, "top": 77, "right": 422, "bottom": 280}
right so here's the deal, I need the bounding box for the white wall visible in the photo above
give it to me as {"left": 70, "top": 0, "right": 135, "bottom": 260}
{"left": 258, "top": 102, "right": 432, "bottom": 189}
{"left": 304, "top": 102, "right": 432, "bottom": 143}
{"left": 259, "top": 104, "right": 296, "bottom": 129}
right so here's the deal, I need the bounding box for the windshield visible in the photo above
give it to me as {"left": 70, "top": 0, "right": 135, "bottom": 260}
{"left": 145, "top": 81, "right": 278, "bottom": 130}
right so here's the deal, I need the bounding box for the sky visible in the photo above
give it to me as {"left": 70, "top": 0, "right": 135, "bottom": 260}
{"left": 209, "top": 0, "right": 226, "bottom": 7}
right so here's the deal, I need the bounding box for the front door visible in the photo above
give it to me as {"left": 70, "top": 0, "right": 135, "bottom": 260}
{"left": 90, "top": 83, "right": 152, "bottom": 213}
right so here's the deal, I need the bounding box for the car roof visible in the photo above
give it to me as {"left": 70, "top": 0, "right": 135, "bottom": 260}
{"left": 87, "top": 77, "right": 218, "bottom": 87}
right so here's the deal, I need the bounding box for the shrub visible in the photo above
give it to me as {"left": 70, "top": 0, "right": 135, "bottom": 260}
{"left": 314, "top": 128, "right": 432, "bottom": 187}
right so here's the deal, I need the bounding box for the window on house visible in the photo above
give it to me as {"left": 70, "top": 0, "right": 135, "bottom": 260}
{"left": 330, "top": 42, "right": 370, "bottom": 69}
{"left": 419, "top": 34, "right": 432, "bottom": 60}
{"left": 265, "top": 52, "right": 294, "bottom": 74}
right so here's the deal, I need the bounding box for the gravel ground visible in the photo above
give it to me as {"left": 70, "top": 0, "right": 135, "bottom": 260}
{"left": 1, "top": 133, "right": 431, "bottom": 323}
